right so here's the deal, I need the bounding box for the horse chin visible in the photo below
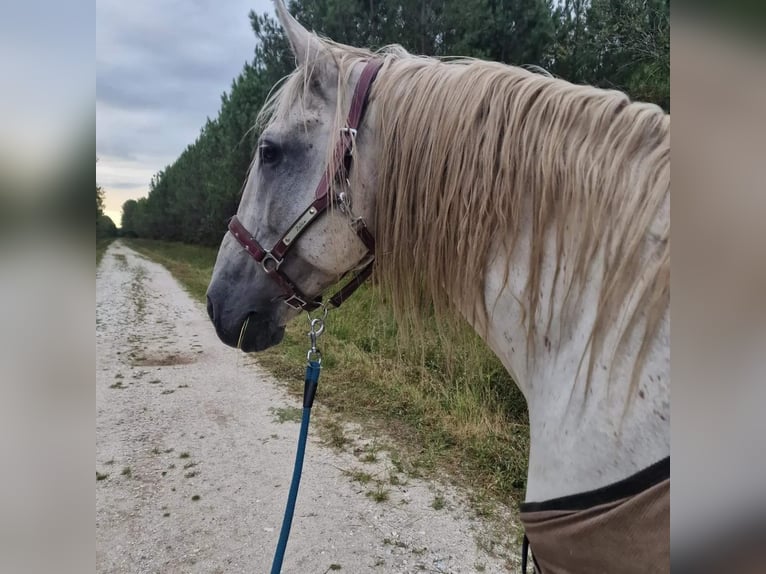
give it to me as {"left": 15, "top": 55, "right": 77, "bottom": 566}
{"left": 238, "top": 314, "right": 285, "bottom": 352}
{"left": 210, "top": 311, "right": 285, "bottom": 352}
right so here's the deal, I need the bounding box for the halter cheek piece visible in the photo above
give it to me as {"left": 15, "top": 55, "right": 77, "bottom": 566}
{"left": 228, "top": 60, "right": 383, "bottom": 311}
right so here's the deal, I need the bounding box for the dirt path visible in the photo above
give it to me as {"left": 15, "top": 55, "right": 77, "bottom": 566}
{"left": 96, "top": 241, "right": 513, "bottom": 573}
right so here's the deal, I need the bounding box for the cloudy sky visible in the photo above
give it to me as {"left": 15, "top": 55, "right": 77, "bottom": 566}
{"left": 97, "top": 0, "right": 273, "bottom": 225}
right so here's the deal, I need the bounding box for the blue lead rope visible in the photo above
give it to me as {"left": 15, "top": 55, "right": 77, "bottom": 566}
{"left": 270, "top": 359, "right": 321, "bottom": 574}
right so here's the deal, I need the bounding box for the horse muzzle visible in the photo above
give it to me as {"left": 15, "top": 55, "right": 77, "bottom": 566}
{"left": 206, "top": 294, "right": 285, "bottom": 352}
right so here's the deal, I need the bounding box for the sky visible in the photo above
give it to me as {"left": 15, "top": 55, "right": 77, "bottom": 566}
{"left": 96, "top": 0, "right": 273, "bottom": 225}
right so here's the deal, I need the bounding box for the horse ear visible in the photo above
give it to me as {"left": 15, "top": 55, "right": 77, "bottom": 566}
{"left": 273, "top": 0, "right": 324, "bottom": 67}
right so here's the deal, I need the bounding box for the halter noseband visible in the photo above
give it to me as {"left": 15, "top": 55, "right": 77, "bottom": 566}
{"left": 228, "top": 60, "right": 383, "bottom": 311}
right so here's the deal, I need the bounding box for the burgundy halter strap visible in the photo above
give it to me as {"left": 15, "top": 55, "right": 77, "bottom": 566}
{"left": 228, "top": 59, "right": 383, "bottom": 311}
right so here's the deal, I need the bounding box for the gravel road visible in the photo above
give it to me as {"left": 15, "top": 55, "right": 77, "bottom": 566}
{"left": 96, "top": 241, "right": 514, "bottom": 573}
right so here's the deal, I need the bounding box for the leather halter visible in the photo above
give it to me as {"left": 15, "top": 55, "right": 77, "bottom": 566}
{"left": 228, "top": 60, "right": 383, "bottom": 311}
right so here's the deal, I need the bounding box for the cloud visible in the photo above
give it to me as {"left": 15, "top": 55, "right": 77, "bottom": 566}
{"left": 96, "top": 0, "right": 273, "bottom": 224}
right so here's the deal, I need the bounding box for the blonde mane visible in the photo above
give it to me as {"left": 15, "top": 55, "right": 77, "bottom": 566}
{"left": 260, "top": 38, "right": 670, "bottom": 393}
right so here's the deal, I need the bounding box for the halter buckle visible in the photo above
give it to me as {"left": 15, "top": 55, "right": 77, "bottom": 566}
{"left": 283, "top": 293, "right": 308, "bottom": 309}
{"left": 349, "top": 216, "right": 366, "bottom": 232}
{"left": 340, "top": 127, "right": 357, "bottom": 137}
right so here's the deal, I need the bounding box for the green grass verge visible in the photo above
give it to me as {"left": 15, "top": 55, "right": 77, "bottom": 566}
{"left": 123, "top": 238, "right": 530, "bottom": 510}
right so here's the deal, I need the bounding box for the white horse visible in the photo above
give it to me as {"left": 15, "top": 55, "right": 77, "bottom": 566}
{"left": 207, "top": 2, "right": 669, "bottom": 571}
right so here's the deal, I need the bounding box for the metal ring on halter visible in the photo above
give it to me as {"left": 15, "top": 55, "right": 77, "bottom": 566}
{"left": 261, "top": 252, "right": 283, "bottom": 273}
{"left": 306, "top": 303, "right": 329, "bottom": 324}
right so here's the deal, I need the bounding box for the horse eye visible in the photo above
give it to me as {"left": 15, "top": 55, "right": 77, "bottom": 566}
{"left": 259, "top": 143, "right": 281, "bottom": 165}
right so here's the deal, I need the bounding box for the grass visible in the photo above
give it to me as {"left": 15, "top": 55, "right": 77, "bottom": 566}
{"left": 121, "top": 466, "right": 132, "bottom": 478}
{"left": 361, "top": 451, "right": 377, "bottom": 463}
{"left": 366, "top": 485, "right": 390, "bottom": 503}
{"left": 122, "top": 239, "right": 530, "bottom": 519}
{"left": 96, "top": 471, "right": 109, "bottom": 481}
{"left": 130, "top": 265, "right": 148, "bottom": 322}
{"left": 345, "top": 469, "right": 374, "bottom": 485}
{"left": 319, "top": 419, "right": 349, "bottom": 450}
{"left": 269, "top": 406, "right": 303, "bottom": 423}
{"left": 383, "top": 538, "right": 408, "bottom": 549}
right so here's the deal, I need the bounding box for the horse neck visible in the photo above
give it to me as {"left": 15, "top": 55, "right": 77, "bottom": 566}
{"left": 471, "top": 200, "right": 670, "bottom": 502}
{"left": 440, "top": 76, "right": 669, "bottom": 500}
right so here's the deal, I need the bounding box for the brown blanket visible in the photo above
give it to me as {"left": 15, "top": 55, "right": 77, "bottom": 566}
{"left": 520, "top": 457, "right": 669, "bottom": 574}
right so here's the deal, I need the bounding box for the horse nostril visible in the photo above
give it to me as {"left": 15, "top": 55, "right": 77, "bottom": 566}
{"left": 206, "top": 295, "right": 215, "bottom": 322}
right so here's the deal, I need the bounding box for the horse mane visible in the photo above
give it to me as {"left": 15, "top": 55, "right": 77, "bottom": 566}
{"left": 260, "top": 37, "right": 670, "bottom": 396}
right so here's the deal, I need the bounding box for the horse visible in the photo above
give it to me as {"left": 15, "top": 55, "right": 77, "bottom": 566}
{"left": 206, "top": 2, "right": 670, "bottom": 571}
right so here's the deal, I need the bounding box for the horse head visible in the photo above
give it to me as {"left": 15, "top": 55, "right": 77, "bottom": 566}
{"left": 206, "top": 3, "right": 379, "bottom": 352}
